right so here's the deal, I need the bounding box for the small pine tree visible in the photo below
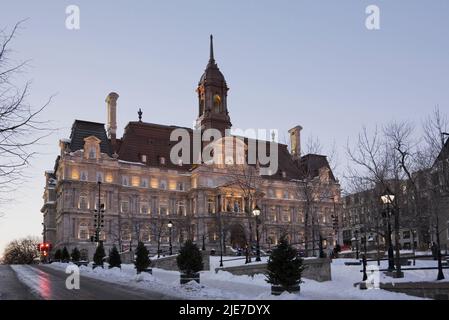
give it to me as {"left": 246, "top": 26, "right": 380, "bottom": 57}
{"left": 61, "top": 247, "right": 70, "bottom": 262}
{"left": 176, "top": 240, "right": 203, "bottom": 275}
{"left": 71, "top": 247, "right": 81, "bottom": 262}
{"left": 93, "top": 242, "right": 106, "bottom": 267}
{"left": 134, "top": 242, "right": 150, "bottom": 273}
{"left": 266, "top": 236, "right": 304, "bottom": 289}
{"left": 109, "top": 245, "right": 122, "bottom": 269}
{"left": 54, "top": 249, "right": 62, "bottom": 261}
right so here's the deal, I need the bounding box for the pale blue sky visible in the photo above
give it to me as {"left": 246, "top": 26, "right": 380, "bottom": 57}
{"left": 1, "top": 1, "right": 448, "bottom": 254}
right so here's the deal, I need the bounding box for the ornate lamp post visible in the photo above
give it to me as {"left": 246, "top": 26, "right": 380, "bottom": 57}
{"left": 168, "top": 220, "right": 173, "bottom": 255}
{"left": 381, "top": 189, "right": 403, "bottom": 278}
{"left": 253, "top": 205, "right": 261, "bottom": 262}
{"left": 381, "top": 191, "right": 395, "bottom": 272}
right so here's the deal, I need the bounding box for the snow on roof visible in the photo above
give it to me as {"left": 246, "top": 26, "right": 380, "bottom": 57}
{"left": 118, "top": 160, "right": 145, "bottom": 166}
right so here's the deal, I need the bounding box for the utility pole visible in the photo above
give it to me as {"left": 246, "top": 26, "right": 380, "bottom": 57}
{"left": 93, "top": 181, "right": 105, "bottom": 245}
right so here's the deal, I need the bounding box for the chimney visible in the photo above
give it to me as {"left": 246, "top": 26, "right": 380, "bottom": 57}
{"left": 106, "top": 92, "right": 119, "bottom": 145}
{"left": 288, "top": 125, "right": 303, "bottom": 160}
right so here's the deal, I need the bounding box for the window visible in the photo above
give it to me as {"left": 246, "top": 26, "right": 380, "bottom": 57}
{"left": 403, "top": 231, "right": 411, "bottom": 239}
{"left": 122, "top": 176, "right": 129, "bottom": 186}
{"left": 159, "top": 205, "right": 168, "bottom": 215}
{"left": 96, "top": 172, "right": 104, "bottom": 183}
{"left": 79, "top": 195, "right": 88, "bottom": 210}
{"left": 80, "top": 171, "right": 88, "bottom": 181}
{"left": 284, "top": 190, "right": 289, "bottom": 199}
{"left": 141, "top": 154, "right": 147, "bottom": 163}
{"left": 159, "top": 180, "right": 167, "bottom": 190}
{"left": 88, "top": 147, "right": 96, "bottom": 159}
{"left": 140, "top": 202, "right": 149, "bottom": 214}
{"left": 282, "top": 214, "right": 290, "bottom": 222}
{"left": 207, "top": 198, "right": 215, "bottom": 214}
{"left": 159, "top": 156, "right": 166, "bottom": 165}
{"left": 121, "top": 201, "right": 129, "bottom": 213}
{"left": 213, "top": 94, "right": 221, "bottom": 112}
{"left": 78, "top": 223, "right": 89, "bottom": 240}
{"left": 177, "top": 182, "right": 184, "bottom": 191}
{"left": 268, "top": 189, "right": 275, "bottom": 198}
{"left": 140, "top": 178, "right": 148, "bottom": 188}
{"left": 177, "top": 201, "right": 185, "bottom": 216}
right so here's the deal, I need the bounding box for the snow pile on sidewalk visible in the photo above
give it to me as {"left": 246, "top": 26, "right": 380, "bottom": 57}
{"left": 42, "top": 258, "right": 432, "bottom": 300}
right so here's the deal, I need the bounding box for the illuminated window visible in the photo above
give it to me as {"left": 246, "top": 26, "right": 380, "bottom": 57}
{"left": 105, "top": 173, "right": 113, "bottom": 183}
{"left": 213, "top": 94, "right": 221, "bottom": 112}
{"left": 131, "top": 176, "right": 140, "bottom": 187}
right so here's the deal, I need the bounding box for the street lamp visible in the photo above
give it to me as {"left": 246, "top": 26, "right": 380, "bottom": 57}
{"left": 253, "top": 205, "right": 261, "bottom": 262}
{"left": 168, "top": 220, "right": 173, "bottom": 255}
{"left": 351, "top": 230, "right": 359, "bottom": 260}
{"left": 381, "top": 189, "right": 403, "bottom": 278}
{"left": 381, "top": 190, "right": 395, "bottom": 272}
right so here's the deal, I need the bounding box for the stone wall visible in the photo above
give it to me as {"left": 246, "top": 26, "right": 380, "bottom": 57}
{"left": 150, "top": 252, "right": 210, "bottom": 272}
{"left": 214, "top": 258, "right": 332, "bottom": 282}
{"left": 380, "top": 282, "right": 449, "bottom": 300}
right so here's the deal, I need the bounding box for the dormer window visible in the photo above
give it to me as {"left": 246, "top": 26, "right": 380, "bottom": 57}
{"left": 141, "top": 154, "right": 147, "bottom": 163}
{"left": 89, "top": 147, "right": 96, "bottom": 159}
{"left": 159, "top": 156, "right": 166, "bottom": 165}
{"left": 83, "top": 136, "right": 101, "bottom": 160}
{"left": 282, "top": 171, "right": 287, "bottom": 178}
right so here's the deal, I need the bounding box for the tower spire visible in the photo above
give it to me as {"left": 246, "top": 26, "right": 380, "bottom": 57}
{"left": 209, "top": 34, "right": 215, "bottom": 62}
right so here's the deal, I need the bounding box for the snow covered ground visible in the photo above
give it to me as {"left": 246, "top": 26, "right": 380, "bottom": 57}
{"left": 34, "top": 255, "right": 449, "bottom": 300}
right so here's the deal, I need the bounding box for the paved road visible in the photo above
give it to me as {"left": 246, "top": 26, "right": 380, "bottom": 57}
{"left": 11, "top": 265, "right": 179, "bottom": 300}
{"left": 0, "top": 265, "right": 37, "bottom": 300}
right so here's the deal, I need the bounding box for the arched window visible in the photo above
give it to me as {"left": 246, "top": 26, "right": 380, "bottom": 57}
{"left": 213, "top": 94, "right": 221, "bottom": 112}
{"left": 78, "top": 222, "right": 89, "bottom": 240}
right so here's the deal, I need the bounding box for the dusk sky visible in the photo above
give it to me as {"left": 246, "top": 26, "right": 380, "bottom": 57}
{"left": 1, "top": 0, "right": 448, "bottom": 254}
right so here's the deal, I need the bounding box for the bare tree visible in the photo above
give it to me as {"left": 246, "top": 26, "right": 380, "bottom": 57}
{"left": 2, "top": 236, "right": 40, "bottom": 264}
{"left": 0, "top": 20, "right": 53, "bottom": 204}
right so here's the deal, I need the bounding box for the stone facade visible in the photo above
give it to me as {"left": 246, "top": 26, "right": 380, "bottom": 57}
{"left": 42, "top": 36, "right": 341, "bottom": 260}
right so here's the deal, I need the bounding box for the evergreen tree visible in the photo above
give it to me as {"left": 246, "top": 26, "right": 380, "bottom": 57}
{"left": 54, "top": 249, "right": 62, "bottom": 261}
{"left": 266, "top": 236, "right": 304, "bottom": 288}
{"left": 71, "top": 247, "right": 81, "bottom": 262}
{"left": 108, "top": 245, "right": 122, "bottom": 269}
{"left": 134, "top": 241, "right": 150, "bottom": 273}
{"left": 61, "top": 247, "right": 70, "bottom": 262}
{"left": 93, "top": 242, "right": 106, "bottom": 267}
{"left": 176, "top": 240, "right": 203, "bottom": 275}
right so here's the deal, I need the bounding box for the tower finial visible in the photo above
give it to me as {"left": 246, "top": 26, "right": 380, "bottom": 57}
{"left": 209, "top": 34, "right": 214, "bottom": 62}
{"left": 138, "top": 108, "right": 142, "bottom": 122}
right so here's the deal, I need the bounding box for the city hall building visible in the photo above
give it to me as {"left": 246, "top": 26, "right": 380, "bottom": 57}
{"left": 41, "top": 36, "right": 342, "bottom": 259}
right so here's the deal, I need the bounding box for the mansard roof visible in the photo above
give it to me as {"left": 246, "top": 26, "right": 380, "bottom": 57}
{"left": 65, "top": 119, "right": 336, "bottom": 183}
{"left": 69, "top": 120, "right": 112, "bottom": 156}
